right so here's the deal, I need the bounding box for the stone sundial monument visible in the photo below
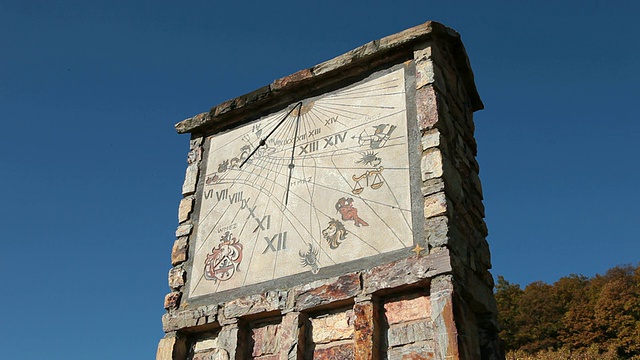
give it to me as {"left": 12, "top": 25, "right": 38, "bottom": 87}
{"left": 157, "top": 21, "right": 503, "bottom": 360}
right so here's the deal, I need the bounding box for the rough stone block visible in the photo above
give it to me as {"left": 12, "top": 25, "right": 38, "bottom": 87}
{"left": 252, "top": 323, "right": 281, "bottom": 357}
{"left": 168, "top": 267, "right": 185, "bottom": 289}
{"left": 363, "top": 252, "right": 451, "bottom": 294}
{"left": 311, "top": 310, "right": 354, "bottom": 344}
{"left": 271, "top": 69, "right": 313, "bottom": 90}
{"left": 384, "top": 295, "right": 431, "bottom": 325}
{"left": 424, "top": 192, "right": 448, "bottom": 218}
{"left": 171, "top": 237, "right": 188, "bottom": 266}
{"left": 178, "top": 196, "right": 194, "bottom": 223}
{"left": 312, "top": 342, "right": 354, "bottom": 360}
{"left": 421, "top": 128, "right": 441, "bottom": 150}
{"left": 295, "top": 273, "right": 361, "bottom": 310}
{"left": 421, "top": 178, "right": 445, "bottom": 197}
{"left": 223, "top": 290, "right": 286, "bottom": 319}
{"left": 421, "top": 148, "right": 444, "bottom": 181}
{"left": 164, "top": 291, "right": 181, "bottom": 310}
{"left": 156, "top": 334, "right": 187, "bottom": 360}
{"left": 192, "top": 348, "right": 229, "bottom": 360}
{"left": 353, "top": 302, "right": 375, "bottom": 360}
{"left": 387, "top": 321, "right": 434, "bottom": 347}
{"left": 175, "top": 223, "right": 193, "bottom": 237}
{"left": 182, "top": 163, "right": 198, "bottom": 196}
{"left": 194, "top": 338, "right": 220, "bottom": 353}
{"left": 415, "top": 86, "right": 439, "bottom": 130}
{"left": 386, "top": 341, "right": 436, "bottom": 360}
{"left": 415, "top": 57, "right": 435, "bottom": 89}
{"left": 425, "top": 216, "right": 449, "bottom": 247}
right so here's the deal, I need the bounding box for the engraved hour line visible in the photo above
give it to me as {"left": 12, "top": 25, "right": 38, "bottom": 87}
{"left": 298, "top": 115, "right": 324, "bottom": 242}
{"left": 331, "top": 84, "right": 401, "bottom": 97}
{"left": 232, "top": 149, "right": 357, "bottom": 267}
{"left": 193, "top": 148, "right": 289, "bottom": 293}
{"left": 208, "top": 73, "right": 401, "bottom": 152}
{"left": 196, "top": 126, "right": 293, "bottom": 253}
{"left": 279, "top": 150, "right": 407, "bottom": 254}
{"left": 200, "top": 107, "right": 408, "bottom": 231}
{"left": 238, "top": 145, "right": 292, "bottom": 287}
{"left": 326, "top": 78, "right": 401, "bottom": 97}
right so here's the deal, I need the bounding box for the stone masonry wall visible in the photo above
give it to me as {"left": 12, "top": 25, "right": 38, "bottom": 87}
{"left": 158, "top": 21, "right": 502, "bottom": 360}
{"left": 414, "top": 36, "right": 501, "bottom": 359}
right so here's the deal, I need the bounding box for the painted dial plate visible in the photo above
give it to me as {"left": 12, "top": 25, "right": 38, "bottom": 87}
{"left": 188, "top": 67, "right": 413, "bottom": 298}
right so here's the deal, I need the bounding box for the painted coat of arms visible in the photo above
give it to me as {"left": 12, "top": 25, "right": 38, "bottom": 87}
{"left": 204, "top": 231, "right": 243, "bottom": 282}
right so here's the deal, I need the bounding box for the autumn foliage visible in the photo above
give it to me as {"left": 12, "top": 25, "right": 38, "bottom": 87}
{"left": 495, "top": 264, "right": 640, "bottom": 359}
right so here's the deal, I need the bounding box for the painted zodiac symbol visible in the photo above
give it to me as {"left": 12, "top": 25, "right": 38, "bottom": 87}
{"left": 335, "top": 197, "right": 369, "bottom": 227}
{"left": 204, "top": 231, "right": 243, "bottom": 283}
{"left": 358, "top": 124, "right": 397, "bottom": 149}
{"left": 352, "top": 166, "right": 384, "bottom": 194}
{"left": 356, "top": 151, "right": 382, "bottom": 167}
{"left": 322, "top": 219, "right": 349, "bottom": 249}
{"left": 205, "top": 173, "right": 220, "bottom": 185}
{"left": 299, "top": 243, "right": 320, "bottom": 274}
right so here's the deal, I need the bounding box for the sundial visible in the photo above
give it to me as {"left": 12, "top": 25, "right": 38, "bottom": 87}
{"left": 159, "top": 22, "right": 503, "bottom": 360}
{"left": 187, "top": 66, "right": 419, "bottom": 299}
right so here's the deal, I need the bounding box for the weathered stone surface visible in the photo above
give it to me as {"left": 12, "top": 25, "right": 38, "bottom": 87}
{"left": 168, "top": 267, "right": 185, "bottom": 289}
{"left": 192, "top": 348, "right": 229, "bottom": 360}
{"left": 353, "top": 302, "right": 375, "bottom": 360}
{"left": 217, "top": 323, "right": 241, "bottom": 359}
{"left": 430, "top": 276, "right": 459, "bottom": 360}
{"left": 252, "top": 323, "right": 281, "bottom": 357}
{"left": 386, "top": 341, "right": 436, "bottom": 360}
{"left": 425, "top": 216, "right": 449, "bottom": 247}
{"left": 171, "top": 237, "right": 188, "bottom": 266}
{"left": 175, "top": 223, "right": 193, "bottom": 237}
{"left": 424, "top": 192, "right": 448, "bottom": 218}
{"left": 415, "top": 54, "right": 435, "bottom": 90}
{"left": 311, "top": 310, "right": 354, "bottom": 344}
{"left": 415, "top": 85, "right": 439, "bottom": 130}
{"left": 295, "top": 273, "right": 361, "bottom": 310}
{"left": 156, "top": 334, "right": 187, "bottom": 360}
{"left": 187, "top": 146, "right": 202, "bottom": 165}
{"left": 182, "top": 163, "right": 198, "bottom": 196}
{"left": 363, "top": 250, "right": 451, "bottom": 294}
{"left": 162, "top": 305, "right": 217, "bottom": 332}
{"left": 271, "top": 69, "right": 313, "bottom": 90}
{"left": 312, "top": 342, "right": 354, "bottom": 360}
{"left": 178, "top": 196, "right": 194, "bottom": 223}
{"left": 421, "top": 178, "right": 445, "bottom": 197}
{"left": 164, "top": 291, "right": 181, "bottom": 310}
{"left": 421, "top": 128, "right": 441, "bottom": 150}
{"left": 421, "top": 148, "right": 444, "bottom": 181}
{"left": 388, "top": 321, "right": 434, "bottom": 347}
{"left": 223, "top": 290, "right": 286, "bottom": 319}
{"left": 384, "top": 295, "right": 431, "bottom": 325}
{"left": 280, "top": 312, "right": 302, "bottom": 360}
{"left": 194, "top": 338, "right": 220, "bottom": 352}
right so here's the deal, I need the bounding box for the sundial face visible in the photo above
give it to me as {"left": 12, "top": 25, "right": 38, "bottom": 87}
{"left": 187, "top": 67, "right": 415, "bottom": 299}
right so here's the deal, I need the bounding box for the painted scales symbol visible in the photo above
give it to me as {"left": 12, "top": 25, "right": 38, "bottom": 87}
{"left": 204, "top": 231, "right": 244, "bottom": 283}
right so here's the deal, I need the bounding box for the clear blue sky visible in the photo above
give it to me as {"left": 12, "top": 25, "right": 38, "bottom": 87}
{"left": 1, "top": 1, "right": 638, "bottom": 358}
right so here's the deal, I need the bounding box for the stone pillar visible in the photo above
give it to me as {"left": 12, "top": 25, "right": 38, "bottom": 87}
{"left": 414, "top": 31, "right": 502, "bottom": 360}
{"left": 159, "top": 21, "right": 503, "bottom": 360}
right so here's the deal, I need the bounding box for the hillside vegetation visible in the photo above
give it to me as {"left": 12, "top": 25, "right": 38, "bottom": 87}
{"left": 496, "top": 264, "right": 640, "bottom": 359}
